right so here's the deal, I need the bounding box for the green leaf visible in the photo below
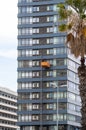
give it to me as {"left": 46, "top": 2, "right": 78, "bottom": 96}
{"left": 57, "top": 3, "right": 65, "bottom": 9}
{"left": 58, "top": 24, "right": 67, "bottom": 32}
{"left": 67, "top": 23, "right": 73, "bottom": 30}
{"left": 58, "top": 8, "right": 68, "bottom": 20}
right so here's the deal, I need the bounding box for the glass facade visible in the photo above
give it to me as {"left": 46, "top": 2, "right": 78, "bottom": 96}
{"left": 17, "top": 0, "right": 81, "bottom": 130}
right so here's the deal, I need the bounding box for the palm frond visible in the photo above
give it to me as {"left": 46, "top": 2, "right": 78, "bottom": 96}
{"left": 82, "top": 27, "right": 86, "bottom": 38}
{"left": 57, "top": 0, "right": 86, "bottom": 59}
{"left": 66, "top": 33, "right": 74, "bottom": 43}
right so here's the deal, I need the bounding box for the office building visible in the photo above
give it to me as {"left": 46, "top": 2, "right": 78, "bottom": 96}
{"left": 17, "top": 0, "right": 81, "bottom": 130}
{"left": 0, "top": 87, "right": 18, "bottom": 130}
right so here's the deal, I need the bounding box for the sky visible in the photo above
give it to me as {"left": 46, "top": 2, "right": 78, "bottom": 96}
{"left": 0, "top": 0, "right": 18, "bottom": 91}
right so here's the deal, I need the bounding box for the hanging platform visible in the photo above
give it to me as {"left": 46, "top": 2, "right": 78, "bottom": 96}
{"left": 41, "top": 61, "right": 50, "bottom": 68}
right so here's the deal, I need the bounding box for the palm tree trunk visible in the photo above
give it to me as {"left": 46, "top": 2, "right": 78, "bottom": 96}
{"left": 78, "top": 57, "right": 86, "bottom": 130}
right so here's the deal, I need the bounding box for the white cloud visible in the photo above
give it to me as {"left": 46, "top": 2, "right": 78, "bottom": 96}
{"left": 0, "top": 49, "right": 17, "bottom": 59}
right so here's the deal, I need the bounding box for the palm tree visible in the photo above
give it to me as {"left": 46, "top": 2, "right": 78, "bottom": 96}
{"left": 57, "top": 0, "right": 86, "bottom": 129}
